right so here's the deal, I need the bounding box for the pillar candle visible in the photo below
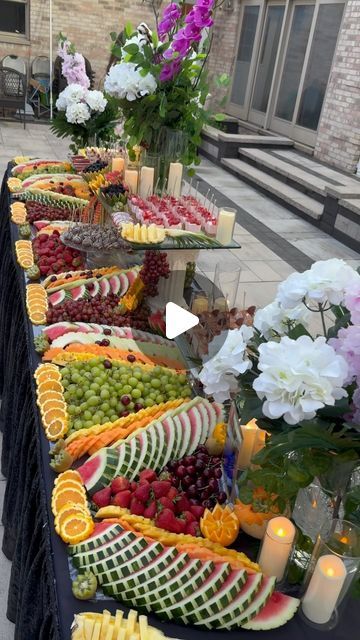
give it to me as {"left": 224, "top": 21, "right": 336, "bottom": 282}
{"left": 216, "top": 209, "right": 236, "bottom": 245}
{"left": 111, "top": 157, "right": 125, "bottom": 173}
{"left": 302, "top": 555, "right": 346, "bottom": 624}
{"left": 139, "top": 166, "right": 155, "bottom": 199}
{"left": 167, "top": 162, "right": 183, "bottom": 197}
{"left": 237, "top": 419, "right": 259, "bottom": 469}
{"left": 258, "top": 517, "right": 296, "bottom": 581}
{"left": 124, "top": 169, "right": 138, "bottom": 194}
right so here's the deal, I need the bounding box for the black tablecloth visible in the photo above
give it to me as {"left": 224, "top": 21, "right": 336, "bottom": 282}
{"left": 0, "top": 164, "right": 357, "bottom": 640}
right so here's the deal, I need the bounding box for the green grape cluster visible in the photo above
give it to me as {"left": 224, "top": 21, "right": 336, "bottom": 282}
{"left": 60, "top": 357, "right": 191, "bottom": 432}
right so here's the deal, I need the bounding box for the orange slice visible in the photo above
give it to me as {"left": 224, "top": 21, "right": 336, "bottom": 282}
{"left": 36, "top": 371, "right": 62, "bottom": 385}
{"left": 54, "top": 470, "right": 82, "bottom": 485}
{"left": 52, "top": 487, "right": 87, "bottom": 515}
{"left": 35, "top": 364, "right": 58, "bottom": 374}
{"left": 38, "top": 379, "right": 63, "bottom": 393}
{"left": 37, "top": 390, "right": 63, "bottom": 403}
{"left": 43, "top": 407, "right": 68, "bottom": 424}
{"left": 54, "top": 502, "right": 90, "bottom": 534}
{"left": 200, "top": 504, "right": 240, "bottom": 547}
{"left": 40, "top": 399, "right": 67, "bottom": 415}
{"left": 29, "top": 313, "right": 46, "bottom": 325}
{"left": 53, "top": 480, "right": 85, "bottom": 495}
{"left": 59, "top": 513, "right": 94, "bottom": 544}
{"left": 44, "top": 419, "right": 68, "bottom": 441}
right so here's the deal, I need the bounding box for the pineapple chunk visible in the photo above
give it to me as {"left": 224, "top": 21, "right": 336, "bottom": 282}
{"left": 84, "top": 618, "right": 95, "bottom": 640}
{"left": 112, "top": 611, "right": 123, "bottom": 639}
{"left": 139, "top": 616, "right": 148, "bottom": 640}
{"left": 71, "top": 615, "right": 86, "bottom": 640}
{"left": 126, "top": 610, "right": 138, "bottom": 635}
{"left": 100, "top": 610, "right": 111, "bottom": 640}
{"left": 140, "top": 225, "right": 148, "bottom": 243}
{"left": 105, "top": 625, "right": 114, "bottom": 640}
{"left": 133, "top": 224, "right": 141, "bottom": 243}
{"left": 91, "top": 621, "right": 102, "bottom": 640}
{"left": 116, "top": 629, "right": 126, "bottom": 640}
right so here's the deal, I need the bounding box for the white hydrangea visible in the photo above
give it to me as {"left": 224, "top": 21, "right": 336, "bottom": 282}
{"left": 254, "top": 300, "right": 311, "bottom": 339}
{"left": 104, "top": 62, "right": 157, "bottom": 102}
{"left": 56, "top": 83, "right": 87, "bottom": 111}
{"left": 199, "top": 326, "right": 254, "bottom": 403}
{"left": 277, "top": 259, "right": 360, "bottom": 309}
{"left": 86, "top": 90, "right": 108, "bottom": 113}
{"left": 253, "top": 335, "right": 348, "bottom": 425}
{"left": 65, "top": 102, "right": 91, "bottom": 124}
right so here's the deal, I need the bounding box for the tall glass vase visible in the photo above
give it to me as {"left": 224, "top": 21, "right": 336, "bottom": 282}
{"left": 155, "top": 126, "right": 189, "bottom": 192}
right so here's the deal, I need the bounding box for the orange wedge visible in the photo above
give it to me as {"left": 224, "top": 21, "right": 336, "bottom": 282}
{"left": 37, "top": 390, "right": 63, "bottom": 403}
{"left": 38, "top": 379, "right": 63, "bottom": 393}
{"left": 36, "top": 372, "right": 62, "bottom": 386}
{"left": 53, "top": 479, "right": 85, "bottom": 495}
{"left": 54, "top": 470, "right": 82, "bottom": 485}
{"left": 52, "top": 487, "right": 88, "bottom": 516}
{"left": 44, "top": 419, "right": 68, "bottom": 441}
{"left": 200, "top": 504, "right": 240, "bottom": 547}
{"left": 54, "top": 502, "right": 90, "bottom": 535}
{"left": 35, "top": 364, "right": 58, "bottom": 375}
{"left": 40, "top": 399, "right": 67, "bottom": 415}
{"left": 43, "top": 407, "right": 68, "bottom": 424}
{"left": 59, "top": 513, "right": 94, "bottom": 544}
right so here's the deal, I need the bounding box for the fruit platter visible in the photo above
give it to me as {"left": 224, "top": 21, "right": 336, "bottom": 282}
{"left": 5, "top": 155, "right": 304, "bottom": 639}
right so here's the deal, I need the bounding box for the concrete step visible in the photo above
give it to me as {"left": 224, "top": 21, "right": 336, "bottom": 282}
{"left": 238, "top": 147, "right": 329, "bottom": 197}
{"left": 219, "top": 132, "right": 293, "bottom": 146}
{"left": 222, "top": 158, "right": 323, "bottom": 221}
{"left": 273, "top": 149, "right": 360, "bottom": 189}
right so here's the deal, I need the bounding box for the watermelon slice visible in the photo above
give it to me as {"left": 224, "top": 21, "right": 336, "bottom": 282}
{"left": 88, "top": 280, "right": 100, "bottom": 297}
{"left": 71, "top": 284, "right": 87, "bottom": 301}
{"left": 126, "top": 268, "right": 138, "bottom": 286}
{"left": 48, "top": 290, "right": 67, "bottom": 306}
{"left": 43, "top": 321, "right": 78, "bottom": 341}
{"left": 52, "top": 332, "right": 97, "bottom": 348}
{"left": 99, "top": 278, "right": 111, "bottom": 297}
{"left": 74, "top": 322, "right": 93, "bottom": 333}
{"left": 242, "top": 592, "right": 300, "bottom": 630}
{"left": 109, "top": 275, "right": 121, "bottom": 295}
{"left": 119, "top": 273, "right": 129, "bottom": 296}
{"left": 78, "top": 449, "right": 119, "bottom": 494}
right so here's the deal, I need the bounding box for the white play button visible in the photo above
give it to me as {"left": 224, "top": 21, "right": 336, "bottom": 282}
{"left": 165, "top": 302, "right": 200, "bottom": 340}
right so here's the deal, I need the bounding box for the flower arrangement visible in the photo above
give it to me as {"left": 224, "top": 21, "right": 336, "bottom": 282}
{"left": 199, "top": 259, "right": 360, "bottom": 512}
{"left": 104, "top": 1, "right": 226, "bottom": 168}
{"left": 51, "top": 35, "right": 119, "bottom": 153}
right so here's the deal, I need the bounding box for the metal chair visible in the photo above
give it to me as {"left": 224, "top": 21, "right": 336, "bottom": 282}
{"left": 1, "top": 55, "right": 27, "bottom": 78}
{"left": 0, "top": 68, "right": 27, "bottom": 128}
{"left": 31, "top": 56, "right": 50, "bottom": 77}
{"left": 29, "top": 56, "right": 51, "bottom": 118}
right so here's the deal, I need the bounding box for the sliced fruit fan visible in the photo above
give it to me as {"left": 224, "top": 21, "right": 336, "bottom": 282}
{"left": 9, "top": 157, "right": 300, "bottom": 637}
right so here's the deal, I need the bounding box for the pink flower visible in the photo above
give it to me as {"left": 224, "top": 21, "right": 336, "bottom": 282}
{"left": 196, "top": 0, "right": 215, "bottom": 8}
{"left": 158, "top": 2, "right": 182, "bottom": 40}
{"left": 185, "top": 7, "right": 214, "bottom": 29}
{"left": 62, "top": 52, "right": 90, "bottom": 89}
{"left": 159, "top": 59, "right": 181, "bottom": 82}
{"left": 329, "top": 326, "right": 360, "bottom": 384}
{"left": 344, "top": 280, "right": 360, "bottom": 324}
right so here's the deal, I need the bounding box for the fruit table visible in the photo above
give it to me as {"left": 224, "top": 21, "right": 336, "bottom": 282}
{"left": 0, "top": 165, "right": 357, "bottom": 640}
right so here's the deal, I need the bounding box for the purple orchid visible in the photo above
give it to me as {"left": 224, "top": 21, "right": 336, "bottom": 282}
{"left": 158, "top": 2, "right": 182, "bottom": 40}
{"left": 159, "top": 59, "right": 181, "bottom": 82}
{"left": 186, "top": 7, "right": 214, "bottom": 29}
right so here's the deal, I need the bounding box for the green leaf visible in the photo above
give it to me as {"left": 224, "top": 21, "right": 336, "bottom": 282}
{"left": 214, "top": 113, "right": 226, "bottom": 122}
{"left": 125, "top": 22, "right": 134, "bottom": 38}
{"left": 287, "top": 323, "right": 312, "bottom": 339}
{"left": 110, "top": 32, "right": 117, "bottom": 42}
{"left": 123, "top": 43, "right": 139, "bottom": 55}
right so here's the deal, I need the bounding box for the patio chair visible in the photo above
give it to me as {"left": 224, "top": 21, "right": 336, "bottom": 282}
{"left": 0, "top": 68, "right": 27, "bottom": 129}
{"left": 29, "top": 56, "right": 51, "bottom": 118}
{"left": 0, "top": 55, "right": 27, "bottom": 78}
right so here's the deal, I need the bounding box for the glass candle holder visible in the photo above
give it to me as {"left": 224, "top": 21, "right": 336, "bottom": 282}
{"left": 213, "top": 262, "right": 241, "bottom": 311}
{"left": 301, "top": 518, "right": 360, "bottom": 630}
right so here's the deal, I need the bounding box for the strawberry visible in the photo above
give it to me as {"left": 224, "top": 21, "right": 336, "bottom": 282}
{"left": 151, "top": 480, "right": 171, "bottom": 498}
{"left": 130, "top": 498, "right": 145, "bottom": 516}
{"left": 185, "top": 521, "right": 201, "bottom": 536}
{"left": 143, "top": 501, "right": 157, "bottom": 519}
{"left": 112, "top": 489, "right": 131, "bottom": 508}
{"left": 167, "top": 486, "right": 178, "bottom": 500}
{"left": 139, "top": 469, "right": 157, "bottom": 484}
{"left": 92, "top": 486, "right": 112, "bottom": 508}
{"left": 111, "top": 476, "right": 130, "bottom": 494}
{"left": 72, "top": 257, "right": 83, "bottom": 267}
{"left": 158, "top": 496, "right": 175, "bottom": 512}
{"left": 130, "top": 481, "right": 138, "bottom": 492}
{"left": 174, "top": 494, "right": 192, "bottom": 514}
{"left": 182, "top": 510, "right": 196, "bottom": 524}
{"left": 155, "top": 509, "right": 186, "bottom": 534}
{"left": 134, "top": 483, "right": 151, "bottom": 502}
{"left": 190, "top": 505, "right": 205, "bottom": 519}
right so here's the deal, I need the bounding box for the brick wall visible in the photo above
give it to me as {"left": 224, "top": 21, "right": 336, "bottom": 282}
{"left": 314, "top": 0, "right": 360, "bottom": 173}
{"left": 0, "top": 0, "right": 156, "bottom": 86}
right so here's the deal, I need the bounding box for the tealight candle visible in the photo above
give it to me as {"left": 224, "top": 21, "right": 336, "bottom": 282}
{"left": 213, "top": 297, "right": 227, "bottom": 312}
{"left": 237, "top": 419, "right": 259, "bottom": 469}
{"left": 192, "top": 297, "right": 209, "bottom": 315}
{"left": 258, "top": 517, "right": 296, "bottom": 581}
{"left": 168, "top": 162, "right": 183, "bottom": 198}
{"left": 112, "top": 156, "right": 125, "bottom": 173}
{"left": 302, "top": 555, "right": 346, "bottom": 624}
{"left": 139, "top": 166, "right": 155, "bottom": 199}
{"left": 124, "top": 169, "right": 138, "bottom": 194}
{"left": 216, "top": 208, "right": 236, "bottom": 245}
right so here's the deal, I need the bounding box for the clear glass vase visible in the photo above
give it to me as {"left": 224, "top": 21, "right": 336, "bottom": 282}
{"left": 154, "top": 126, "right": 189, "bottom": 191}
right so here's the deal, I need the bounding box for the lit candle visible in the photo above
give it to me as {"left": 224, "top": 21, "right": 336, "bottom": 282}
{"left": 124, "top": 169, "right": 138, "bottom": 194}
{"left": 139, "top": 166, "right": 155, "bottom": 199}
{"left": 237, "top": 419, "right": 258, "bottom": 469}
{"left": 302, "top": 555, "right": 346, "bottom": 624}
{"left": 167, "top": 162, "right": 183, "bottom": 197}
{"left": 112, "top": 156, "right": 125, "bottom": 173}
{"left": 216, "top": 208, "right": 236, "bottom": 245}
{"left": 213, "top": 297, "right": 227, "bottom": 312}
{"left": 258, "top": 517, "right": 296, "bottom": 581}
{"left": 192, "top": 297, "right": 209, "bottom": 314}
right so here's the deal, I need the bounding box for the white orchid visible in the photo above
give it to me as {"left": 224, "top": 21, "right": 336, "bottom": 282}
{"left": 254, "top": 300, "right": 310, "bottom": 339}
{"left": 199, "top": 326, "right": 254, "bottom": 403}
{"left": 277, "top": 259, "right": 360, "bottom": 309}
{"left": 86, "top": 90, "right": 108, "bottom": 113}
{"left": 253, "top": 335, "right": 349, "bottom": 425}
{"left": 65, "top": 102, "right": 91, "bottom": 124}
{"left": 104, "top": 62, "right": 157, "bottom": 102}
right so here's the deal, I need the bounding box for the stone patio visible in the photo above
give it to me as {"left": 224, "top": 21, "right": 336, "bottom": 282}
{"left": 0, "top": 121, "right": 359, "bottom": 638}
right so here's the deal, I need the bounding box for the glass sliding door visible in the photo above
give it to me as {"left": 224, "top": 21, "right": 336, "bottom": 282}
{"left": 228, "top": 1, "right": 262, "bottom": 119}
{"left": 249, "top": 4, "right": 285, "bottom": 121}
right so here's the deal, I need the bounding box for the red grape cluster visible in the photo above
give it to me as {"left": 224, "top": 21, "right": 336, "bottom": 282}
{"left": 140, "top": 251, "right": 170, "bottom": 297}
{"left": 46, "top": 294, "right": 151, "bottom": 330}
{"left": 26, "top": 201, "right": 81, "bottom": 223}
{"left": 163, "top": 446, "right": 226, "bottom": 509}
